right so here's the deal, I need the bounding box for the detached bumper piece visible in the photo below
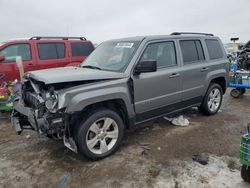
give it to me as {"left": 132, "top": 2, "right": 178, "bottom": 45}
{"left": 11, "top": 101, "right": 37, "bottom": 135}
{"left": 11, "top": 116, "right": 22, "bottom": 134}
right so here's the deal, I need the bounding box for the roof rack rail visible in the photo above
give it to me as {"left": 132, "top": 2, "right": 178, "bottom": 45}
{"left": 170, "top": 32, "right": 214, "bottom": 36}
{"left": 30, "top": 36, "right": 86, "bottom": 40}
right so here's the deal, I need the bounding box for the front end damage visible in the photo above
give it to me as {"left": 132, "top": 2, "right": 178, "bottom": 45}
{"left": 11, "top": 78, "right": 78, "bottom": 153}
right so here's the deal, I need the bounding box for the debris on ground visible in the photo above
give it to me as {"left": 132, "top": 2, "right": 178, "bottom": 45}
{"left": 138, "top": 143, "right": 151, "bottom": 155}
{"left": 164, "top": 115, "right": 189, "bottom": 126}
{"left": 141, "top": 145, "right": 151, "bottom": 151}
{"left": 26, "top": 134, "right": 31, "bottom": 139}
{"left": 140, "top": 149, "right": 147, "bottom": 156}
{"left": 192, "top": 153, "right": 209, "bottom": 165}
{"left": 57, "top": 172, "right": 71, "bottom": 188}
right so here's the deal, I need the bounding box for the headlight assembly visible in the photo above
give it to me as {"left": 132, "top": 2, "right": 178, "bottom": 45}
{"left": 45, "top": 93, "right": 58, "bottom": 112}
{"left": 45, "top": 99, "right": 55, "bottom": 110}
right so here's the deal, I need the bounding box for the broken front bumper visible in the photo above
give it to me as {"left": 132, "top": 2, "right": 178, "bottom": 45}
{"left": 11, "top": 101, "right": 78, "bottom": 153}
{"left": 11, "top": 101, "right": 37, "bottom": 134}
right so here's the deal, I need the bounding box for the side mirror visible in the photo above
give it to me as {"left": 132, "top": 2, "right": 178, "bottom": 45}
{"left": 0, "top": 55, "right": 5, "bottom": 62}
{"left": 135, "top": 60, "right": 157, "bottom": 75}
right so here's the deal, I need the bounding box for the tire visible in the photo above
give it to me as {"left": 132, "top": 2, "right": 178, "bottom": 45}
{"left": 240, "top": 88, "right": 246, "bottom": 95}
{"left": 199, "top": 83, "right": 223, "bottom": 116}
{"left": 75, "top": 108, "right": 124, "bottom": 160}
{"left": 241, "top": 165, "right": 250, "bottom": 183}
{"left": 230, "top": 88, "right": 242, "bottom": 98}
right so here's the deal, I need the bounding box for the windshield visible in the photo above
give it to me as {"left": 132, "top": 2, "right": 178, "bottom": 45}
{"left": 81, "top": 40, "right": 140, "bottom": 72}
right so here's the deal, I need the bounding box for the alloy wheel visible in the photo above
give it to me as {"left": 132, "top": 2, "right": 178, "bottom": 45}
{"left": 207, "top": 88, "right": 221, "bottom": 113}
{"left": 86, "top": 117, "right": 119, "bottom": 155}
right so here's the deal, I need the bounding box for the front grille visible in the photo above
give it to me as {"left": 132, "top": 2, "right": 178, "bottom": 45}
{"left": 24, "top": 92, "right": 40, "bottom": 108}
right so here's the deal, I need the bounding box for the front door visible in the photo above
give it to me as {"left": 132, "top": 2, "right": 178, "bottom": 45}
{"left": 0, "top": 43, "right": 33, "bottom": 81}
{"left": 132, "top": 41, "right": 182, "bottom": 122}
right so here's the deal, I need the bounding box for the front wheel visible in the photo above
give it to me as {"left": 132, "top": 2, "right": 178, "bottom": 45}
{"left": 199, "top": 83, "right": 223, "bottom": 116}
{"left": 75, "top": 108, "right": 124, "bottom": 160}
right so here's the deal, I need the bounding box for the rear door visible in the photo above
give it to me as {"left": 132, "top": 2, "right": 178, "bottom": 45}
{"left": 132, "top": 40, "right": 182, "bottom": 122}
{"left": 179, "top": 39, "right": 208, "bottom": 104}
{"left": 69, "top": 41, "right": 95, "bottom": 66}
{"left": 0, "top": 43, "right": 33, "bottom": 81}
{"left": 35, "top": 42, "right": 69, "bottom": 70}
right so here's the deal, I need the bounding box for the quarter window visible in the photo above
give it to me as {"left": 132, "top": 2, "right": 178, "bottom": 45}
{"left": 38, "top": 43, "right": 65, "bottom": 60}
{"left": 0, "top": 44, "right": 31, "bottom": 62}
{"left": 71, "top": 42, "right": 94, "bottom": 56}
{"left": 141, "top": 41, "right": 177, "bottom": 68}
{"left": 205, "top": 39, "right": 223, "bottom": 60}
{"left": 180, "top": 40, "right": 205, "bottom": 64}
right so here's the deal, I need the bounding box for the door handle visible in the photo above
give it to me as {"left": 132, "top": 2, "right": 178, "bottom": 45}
{"left": 28, "top": 63, "right": 34, "bottom": 66}
{"left": 169, "top": 73, "right": 180, "bottom": 78}
{"left": 200, "top": 67, "right": 209, "bottom": 72}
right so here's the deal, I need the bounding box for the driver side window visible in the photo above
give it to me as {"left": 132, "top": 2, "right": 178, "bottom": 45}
{"left": 141, "top": 41, "right": 177, "bottom": 69}
{"left": 0, "top": 44, "right": 31, "bottom": 62}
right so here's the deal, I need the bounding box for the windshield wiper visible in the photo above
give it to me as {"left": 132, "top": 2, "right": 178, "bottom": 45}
{"left": 81, "top": 65, "right": 102, "bottom": 70}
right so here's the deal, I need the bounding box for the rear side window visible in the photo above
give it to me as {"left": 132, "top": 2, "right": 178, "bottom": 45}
{"left": 0, "top": 43, "right": 31, "bottom": 62}
{"left": 205, "top": 39, "right": 223, "bottom": 60}
{"left": 71, "top": 42, "right": 94, "bottom": 56}
{"left": 38, "top": 43, "right": 65, "bottom": 60}
{"left": 180, "top": 40, "right": 205, "bottom": 64}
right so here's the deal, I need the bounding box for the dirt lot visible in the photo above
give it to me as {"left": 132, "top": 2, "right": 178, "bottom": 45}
{"left": 1, "top": 90, "right": 250, "bottom": 188}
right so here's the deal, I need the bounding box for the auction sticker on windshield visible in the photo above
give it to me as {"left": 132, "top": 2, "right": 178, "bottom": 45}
{"left": 115, "top": 43, "right": 134, "bottom": 48}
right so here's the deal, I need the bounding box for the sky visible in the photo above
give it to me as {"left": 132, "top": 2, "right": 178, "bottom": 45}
{"left": 0, "top": 0, "right": 249, "bottom": 44}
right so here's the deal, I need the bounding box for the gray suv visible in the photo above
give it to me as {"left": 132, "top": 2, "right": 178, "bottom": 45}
{"left": 12, "top": 32, "right": 229, "bottom": 160}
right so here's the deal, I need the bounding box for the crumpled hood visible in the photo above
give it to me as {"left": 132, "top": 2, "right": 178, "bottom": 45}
{"left": 26, "top": 66, "right": 127, "bottom": 84}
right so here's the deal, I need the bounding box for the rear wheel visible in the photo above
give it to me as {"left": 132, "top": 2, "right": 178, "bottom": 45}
{"left": 199, "top": 83, "right": 223, "bottom": 115}
{"left": 75, "top": 108, "right": 124, "bottom": 160}
{"left": 241, "top": 165, "right": 250, "bottom": 183}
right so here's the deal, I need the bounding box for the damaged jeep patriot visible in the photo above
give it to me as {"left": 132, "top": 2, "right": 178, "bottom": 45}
{"left": 12, "top": 32, "right": 229, "bottom": 160}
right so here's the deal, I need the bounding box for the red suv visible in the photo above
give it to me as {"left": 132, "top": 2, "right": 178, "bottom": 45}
{"left": 0, "top": 36, "right": 95, "bottom": 81}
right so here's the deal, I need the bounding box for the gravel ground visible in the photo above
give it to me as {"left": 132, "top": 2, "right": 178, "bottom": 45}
{"left": 0, "top": 90, "right": 250, "bottom": 188}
